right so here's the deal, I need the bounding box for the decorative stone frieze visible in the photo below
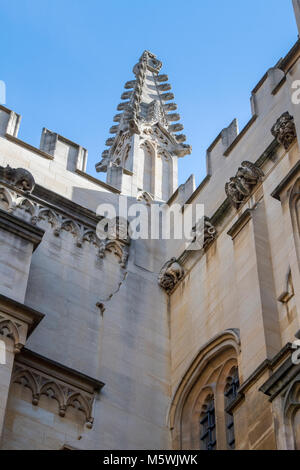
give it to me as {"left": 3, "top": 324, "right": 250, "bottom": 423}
{"left": 158, "top": 258, "right": 184, "bottom": 294}
{"left": 225, "top": 161, "right": 264, "bottom": 209}
{"left": 271, "top": 112, "right": 296, "bottom": 150}
{"left": 12, "top": 348, "right": 104, "bottom": 429}
{"left": 0, "top": 183, "right": 130, "bottom": 267}
{"left": 0, "top": 165, "right": 35, "bottom": 193}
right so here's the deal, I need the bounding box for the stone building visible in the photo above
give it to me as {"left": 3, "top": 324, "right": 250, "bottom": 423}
{"left": 0, "top": 0, "right": 300, "bottom": 451}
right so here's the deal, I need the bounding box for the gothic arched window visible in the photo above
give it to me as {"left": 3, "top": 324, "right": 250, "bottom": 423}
{"left": 200, "top": 395, "right": 216, "bottom": 450}
{"left": 224, "top": 367, "right": 239, "bottom": 449}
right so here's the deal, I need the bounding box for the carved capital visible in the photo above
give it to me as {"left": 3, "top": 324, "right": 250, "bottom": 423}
{"left": 225, "top": 161, "right": 264, "bottom": 209}
{"left": 271, "top": 112, "right": 297, "bottom": 150}
{"left": 158, "top": 258, "right": 184, "bottom": 294}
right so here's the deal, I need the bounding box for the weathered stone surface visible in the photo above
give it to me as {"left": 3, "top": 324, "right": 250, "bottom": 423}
{"left": 271, "top": 112, "right": 296, "bottom": 150}
{"left": 0, "top": 9, "right": 300, "bottom": 451}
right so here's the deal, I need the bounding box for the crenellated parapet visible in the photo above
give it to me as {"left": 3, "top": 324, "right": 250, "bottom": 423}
{"left": 0, "top": 166, "right": 130, "bottom": 269}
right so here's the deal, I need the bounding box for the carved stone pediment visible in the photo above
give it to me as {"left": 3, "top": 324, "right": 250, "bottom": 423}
{"left": 225, "top": 161, "right": 264, "bottom": 209}
{"left": 271, "top": 112, "right": 296, "bottom": 150}
{"left": 0, "top": 165, "right": 35, "bottom": 193}
{"left": 158, "top": 258, "right": 184, "bottom": 294}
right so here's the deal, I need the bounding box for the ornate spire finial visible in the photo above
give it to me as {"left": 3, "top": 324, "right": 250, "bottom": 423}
{"left": 95, "top": 51, "right": 191, "bottom": 201}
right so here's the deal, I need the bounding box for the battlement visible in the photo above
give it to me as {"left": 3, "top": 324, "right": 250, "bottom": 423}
{"left": 0, "top": 37, "right": 300, "bottom": 212}
{"left": 170, "top": 38, "right": 300, "bottom": 215}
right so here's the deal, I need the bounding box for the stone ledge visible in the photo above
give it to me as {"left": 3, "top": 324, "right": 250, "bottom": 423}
{"left": 0, "top": 293, "right": 44, "bottom": 337}
{"left": 12, "top": 348, "right": 105, "bottom": 428}
{"left": 0, "top": 208, "right": 44, "bottom": 250}
{"left": 18, "top": 348, "right": 105, "bottom": 394}
{"left": 227, "top": 209, "right": 253, "bottom": 240}
{"left": 271, "top": 159, "right": 300, "bottom": 201}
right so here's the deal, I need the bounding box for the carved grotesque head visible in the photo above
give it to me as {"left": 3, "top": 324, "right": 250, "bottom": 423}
{"left": 158, "top": 258, "right": 184, "bottom": 293}
{"left": 271, "top": 112, "right": 296, "bottom": 150}
{"left": 0, "top": 165, "right": 35, "bottom": 193}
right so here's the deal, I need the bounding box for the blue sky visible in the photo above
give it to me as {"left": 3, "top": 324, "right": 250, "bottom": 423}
{"left": 1, "top": 0, "right": 298, "bottom": 186}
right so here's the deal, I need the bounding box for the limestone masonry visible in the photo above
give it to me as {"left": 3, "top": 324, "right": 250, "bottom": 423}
{"left": 1, "top": 0, "right": 300, "bottom": 450}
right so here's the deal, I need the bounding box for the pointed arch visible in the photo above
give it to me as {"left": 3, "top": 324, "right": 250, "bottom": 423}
{"left": 159, "top": 149, "right": 173, "bottom": 201}
{"left": 0, "top": 186, "right": 15, "bottom": 211}
{"left": 0, "top": 319, "right": 20, "bottom": 345}
{"left": 40, "top": 380, "right": 65, "bottom": 413}
{"left": 12, "top": 368, "right": 39, "bottom": 403}
{"left": 139, "top": 140, "right": 155, "bottom": 195}
{"left": 37, "top": 207, "right": 59, "bottom": 228}
{"left": 66, "top": 392, "right": 92, "bottom": 420}
{"left": 289, "top": 177, "right": 300, "bottom": 267}
{"left": 283, "top": 378, "right": 300, "bottom": 449}
{"left": 168, "top": 329, "right": 240, "bottom": 450}
{"left": 15, "top": 197, "right": 36, "bottom": 216}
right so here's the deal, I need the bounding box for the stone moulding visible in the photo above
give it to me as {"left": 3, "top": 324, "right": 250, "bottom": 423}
{"left": 225, "top": 161, "right": 264, "bottom": 209}
{"left": 0, "top": 181, "right": 130, "bottom": 268}
{"left": 12, "top": 348, "right": 104, "bottom": 429}
{"left": 0, "top": 294, "right": 44, "bottom": 353}
{"left": 271, "top": 111, "right": 297, "bottom": 150}
{"left": 227, "top": 209, "right": 253, "bottom": 240}
{"left": 158, "top": 258, "right": 184, "bottom": 294}
{"left": 0, "top": 207, "right": 44, "bottom": 250}
{"left": 271, "top": 160, "right": 300, "bottom": 201}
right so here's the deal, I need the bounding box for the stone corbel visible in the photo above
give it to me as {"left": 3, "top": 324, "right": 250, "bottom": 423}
{"left": 12, "top": 348, "right": 105, "bottom": 429}
{"left": 0, "top": 294, "right": 44, "bottom": 353}
{"left": 225, "top": 161, "right": 264, "bottom": 209}
{"left": 271, "top": 112, "right": 297, "bottom": 151}
{"left": 0, "top": 295, "right": 44, "bottom": 437}
{"left": 158, "top": 258, "right": 184, "bottom": 294}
